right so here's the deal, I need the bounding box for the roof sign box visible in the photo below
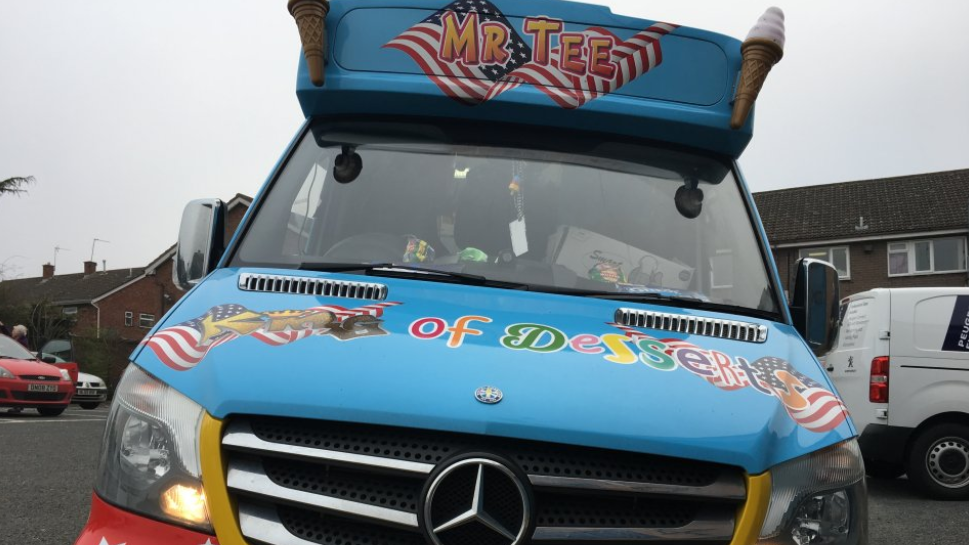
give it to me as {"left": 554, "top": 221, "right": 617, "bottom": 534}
{"left": 297, "top": 0, "right": 757, "bottom": 157}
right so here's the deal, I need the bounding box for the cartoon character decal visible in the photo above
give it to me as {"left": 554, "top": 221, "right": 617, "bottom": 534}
{"left": 145, "top": 303, "right": 401, "bottom": 371}
{"left": 384, "top": 0, "right": 678, "bottom": 108}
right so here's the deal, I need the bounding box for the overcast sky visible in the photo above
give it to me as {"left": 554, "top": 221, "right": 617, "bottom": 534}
{"left": 1, "top": 0, "right": 967, "bottom": 278}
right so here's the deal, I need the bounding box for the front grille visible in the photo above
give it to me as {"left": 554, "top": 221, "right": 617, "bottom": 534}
{"left": 224, "top": 416, "right": 745, "bottom": 544}
{"left": 19, "top": 375, "right": 59, "bottom": 381}
{"left": 11, "top": 392, "right": 67, "bottom": 401}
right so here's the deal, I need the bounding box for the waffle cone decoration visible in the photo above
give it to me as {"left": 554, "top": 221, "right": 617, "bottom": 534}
{"left": 730, "top": 7, "right": 786, "bottom": 130}
{"left": 288, "top": 0, "right": 330, "bottom": 86}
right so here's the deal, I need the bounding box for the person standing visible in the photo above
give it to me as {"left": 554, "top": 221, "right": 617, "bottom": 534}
{"left": 11, "top": 325, "right": 28, "bottom": 349}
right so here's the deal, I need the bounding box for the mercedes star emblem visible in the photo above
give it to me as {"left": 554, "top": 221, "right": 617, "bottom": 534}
{"left": 422, "top": 457, "right": 531, "bottom": 545}
{"left": 475, "top": 386, "right": 503, "bottom": 405}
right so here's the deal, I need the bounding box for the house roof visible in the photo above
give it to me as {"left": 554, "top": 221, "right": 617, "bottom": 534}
{"left": 0, "top": 267, "right": 147, "bottom": 307}
{"left": 753, "top": 168, "right": 969, "bottom": 245}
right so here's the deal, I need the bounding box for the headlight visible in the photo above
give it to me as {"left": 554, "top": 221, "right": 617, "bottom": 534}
{"left": 759, "top": 439, "right": 868, "bottom": 544}
{"left": 59, "top": 369, "right": 71, "bottom": 381}
{"left": 0, "top": 366, "right": 14, "bottom": 379}
{"left": 95, "top": 364, "right": 210, "bottom": 531}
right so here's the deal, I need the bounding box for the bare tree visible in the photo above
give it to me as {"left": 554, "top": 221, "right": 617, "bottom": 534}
{"left": 0, "top": 176, "right": 35, "bottom": 197}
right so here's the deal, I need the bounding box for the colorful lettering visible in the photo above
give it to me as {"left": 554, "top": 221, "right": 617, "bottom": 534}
{"left": 570, "top": 334, "right": 605, "bottom": 354}
{"left": 481, "top": 22, "right": 511, "bottom": 64}
{"left": 774, "top": 370, "right": 810, "bottom": 411}
{"left": 735, "top": 357, "right": 773, "bottom": 396}
{"left": 637, "top": 340, "right": 676, "bottom": 371}
{"left": 410, "top": 317, "right": 447, "bottom": 340}
{"left": 447, "top": 316, "right": 492, "bottom": 348}
{"left": 601, "top": 333, "right": 638, "bottom": 364}
{"left": 588, "top": 36, "right": 617, "bottom": 79}
{"left": 440, "top": 11, "right": 480, "bottom": 64}
{"left": 559, "top": 33, "right": 586, "bottom": 76}
{"left": 523, "top": 17, "right": 564, "bottom": 65}
{"left": 709, "top": 351, "right": 749, "bottom": 389}
{"left": 501, "top": 324, "right": 567, "bottom": 353}
{"left": 675, "top": 348, "right": 716, "bottom": 377}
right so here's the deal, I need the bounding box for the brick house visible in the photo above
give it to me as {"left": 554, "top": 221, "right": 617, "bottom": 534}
{"left": 754, "top": 169, "right": 969, "bottom": 298}
{"left": 0, "top": 194, "right": 252, "bottom": 341}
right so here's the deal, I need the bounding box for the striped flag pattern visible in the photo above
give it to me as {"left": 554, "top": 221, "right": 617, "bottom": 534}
{"left": 611, "top": 323, "right": 849, "bottom": 432}
{"left": 495, "top": 24, "right": 678, "bottom": 109}
{"left": 145, "top": 303, "right": 401, "bottom": 371}
{"left": 385, "top": 1, "right": 677, "bottom": 108}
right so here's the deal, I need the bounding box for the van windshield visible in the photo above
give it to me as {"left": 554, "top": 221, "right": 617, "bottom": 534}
{"left": 231, "top": 121, "right": 779, "bottom": 317}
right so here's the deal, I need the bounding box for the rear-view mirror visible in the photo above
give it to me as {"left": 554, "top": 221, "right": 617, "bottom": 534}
{"left": 174, "top": 198, "right": 226, "bottom": 291}
{"left": 790, "top": 258, "right": 841, "bottom": 357}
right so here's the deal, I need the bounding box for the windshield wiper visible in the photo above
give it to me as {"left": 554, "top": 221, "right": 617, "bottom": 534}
{"left": 299, "top": 262, "right": 528, "bottom": 289}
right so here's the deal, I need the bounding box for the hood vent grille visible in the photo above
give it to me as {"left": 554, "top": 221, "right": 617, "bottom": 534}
{"left": 239, "top": 273, "right": 387, "bottom": 301}
{"left": 615, "top": 308, "right": 768, "bottom": 344}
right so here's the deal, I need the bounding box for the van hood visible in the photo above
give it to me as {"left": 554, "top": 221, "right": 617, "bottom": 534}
{"left": 133, "top": 268, "right": 854, "bottom": 474}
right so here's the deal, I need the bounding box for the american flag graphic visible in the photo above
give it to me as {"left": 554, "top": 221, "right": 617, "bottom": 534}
{"left": 746, "top": 356, "right": 850, "bottom": 433}
{"left": 145, "top": 302, "right": 401, "bottom": 371}
{"left": 384, "top": 1, "right": 677, "bottom": 108}
{"left": 610, "top": 323, "right": 849, "bottom": 433}
{"left": 385, "top": 0, "right": 533, "bottom": 105}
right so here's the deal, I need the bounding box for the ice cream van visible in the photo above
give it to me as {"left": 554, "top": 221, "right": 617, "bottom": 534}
{"left": 76, "top": 1, "right": 868, "bottom": 545}
{"left": 826, "top": 288, "right": 969, "bottom": 500}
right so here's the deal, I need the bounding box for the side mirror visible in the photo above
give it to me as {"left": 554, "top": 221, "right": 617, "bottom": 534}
{"left": 41, "top": 356, "right": 57, "bottom": 364}
{"left": 174, "top": 198, "right": 226, "bottom": 291}
{"left": 790, "top": 258, "right": 841, "bottom": 357}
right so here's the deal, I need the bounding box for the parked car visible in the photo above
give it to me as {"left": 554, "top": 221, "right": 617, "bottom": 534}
{"left": 0, "top": 334, "right": 75, "bottom": 416}
{"left": 35, "top": 353, "right": 108, "bottom": 410}
{"left": 74, "top": 371, "right": 108, "bottom": 409}
{"left": 827, "top": 288, "right": 969, "bottom": 499}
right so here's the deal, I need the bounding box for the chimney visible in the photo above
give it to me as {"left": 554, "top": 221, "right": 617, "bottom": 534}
{"left": 42, "top": 263, "right": 55, "bottom": 279}
{"left": 83, "top": 261, "right": 97, "bottom": 275}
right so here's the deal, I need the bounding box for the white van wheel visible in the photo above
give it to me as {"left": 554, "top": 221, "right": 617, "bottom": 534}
{"left": 908, "top": 424, "right": 969, "bottom": 500}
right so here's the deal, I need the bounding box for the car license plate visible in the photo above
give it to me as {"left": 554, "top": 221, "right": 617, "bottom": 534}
{"left": 77, "top": 389, "right": 98, "bottom": 396}
{"left": 28, "top": 384, "right": 58, "bottom": 393}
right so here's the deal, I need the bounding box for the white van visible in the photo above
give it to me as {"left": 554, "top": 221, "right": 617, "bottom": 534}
{"left": 826, "top": 288, "right": 969, "bottom": 499}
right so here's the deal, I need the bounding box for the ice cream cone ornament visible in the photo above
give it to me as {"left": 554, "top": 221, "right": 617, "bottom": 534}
{"left": 288, "top": 0, "right": 331, "bottom": 86}
{"left": 730, "top": 7, "right": 786, "bottom": 130}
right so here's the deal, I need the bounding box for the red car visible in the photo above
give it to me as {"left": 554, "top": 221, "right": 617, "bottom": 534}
{"left": 0, "top": 334, "right": 75, "bottom": 416}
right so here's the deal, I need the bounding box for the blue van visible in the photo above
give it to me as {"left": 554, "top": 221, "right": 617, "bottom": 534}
{"left": 76, "top": 2, "right": 867, "bottom": 545}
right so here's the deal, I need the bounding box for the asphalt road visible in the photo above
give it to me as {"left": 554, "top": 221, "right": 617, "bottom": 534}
{"left": 1, "top": 407, "right": 968, "bottom": 544}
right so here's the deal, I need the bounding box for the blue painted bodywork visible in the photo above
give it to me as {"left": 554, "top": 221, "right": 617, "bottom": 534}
{"left": 133, "top": 269, "right": 853, "bottom": 475}
{"left": 295, "top": 0, "right": 754, "bottom": 158}
{"left": 136, "top": 0, "right": 855, "bottom": 477}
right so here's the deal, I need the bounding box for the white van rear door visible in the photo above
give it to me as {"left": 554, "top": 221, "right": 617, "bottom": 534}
{"left": 889, "top": 289, "right": 969, "bottom": 428}
{"left": 827, "top": 291, "right": 888, "bottom": 432}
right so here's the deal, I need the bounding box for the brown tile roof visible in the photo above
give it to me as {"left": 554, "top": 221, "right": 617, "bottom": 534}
{"left": 0, "top": 267, "right": 146, "bottom": 307}
{"left": 753, "top": 169, "right": 969, "bottom": 245}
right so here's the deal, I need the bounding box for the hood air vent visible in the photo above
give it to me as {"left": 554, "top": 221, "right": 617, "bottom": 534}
{"left": 239, "top": 273, "right": 387, "bottom": 301}
{"left": 615, "top": 308, "right": 768, "bottom": 344}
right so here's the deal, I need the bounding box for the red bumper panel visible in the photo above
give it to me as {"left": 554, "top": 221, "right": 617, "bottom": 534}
{"left": 75, "top": 494, "right": 218, "bottom": 545}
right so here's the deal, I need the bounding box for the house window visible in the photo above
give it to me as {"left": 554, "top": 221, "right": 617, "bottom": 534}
{"left": 139, "top": 313, "right": 155, "bottom": 328}
{"left": 124, "top": 311, "right": 133, "bottom": 327}
{"left": 799, "top": 247, "right": 850, "bottom": 280}
{"left": 888, "top": 238, "right": 967, "bottom": 276}
{"left": 62, "top": 307, "right": 78, "bottom": 315}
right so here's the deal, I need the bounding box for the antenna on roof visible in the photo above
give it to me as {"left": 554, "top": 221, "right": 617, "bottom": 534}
{"left": 53, "top": 246, "right": 70, "bottom": 268}
{"left": 90, "top": 238, "right": 110, "bottom": 261}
